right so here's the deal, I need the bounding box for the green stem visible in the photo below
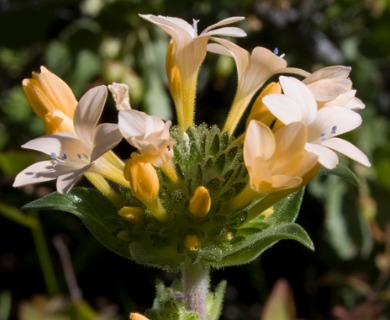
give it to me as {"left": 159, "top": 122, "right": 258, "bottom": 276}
{"left": 182, "top": 259, "right": 210, "bottom": 320}
{"left": 30, "top": 211, "right": 59, "bottom": 296}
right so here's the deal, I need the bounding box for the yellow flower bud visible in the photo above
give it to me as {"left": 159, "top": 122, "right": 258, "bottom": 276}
{"left": 130, "top": 313, "right": 150, "bottom": 320}
{"left": 184, "top": 234, "right": 200, "bottom": 252}
{"left": 261, "top": 206, "right": 274, "bottom": 218}
{"left": 189, "top": 186, "right": 211, "bottom": 218}
{"left": 22, "top": 66, "right": 78, "bottom": 134}
{"left": 118, "top": 206, "right": 144, "bottom": 224}
{"left": 125, "top": 155, "right": 159, "bottom": 203}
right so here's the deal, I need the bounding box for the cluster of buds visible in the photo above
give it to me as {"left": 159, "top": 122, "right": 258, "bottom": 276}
{"left": 14, "top": 15, "right": 370, "bottom": 270}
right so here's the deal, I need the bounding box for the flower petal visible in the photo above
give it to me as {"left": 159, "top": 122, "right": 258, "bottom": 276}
{"left": 279, "top": 76, "right": 317, "bottom": 124}
{"left": 140, "top": 14, "right": 196, "bottom": 38}
{"left": 13, "top": 161, "right": 57, "bottom": 187}
{"left": 91, "top": 123, "right": 122, "bottom": 162}
{"left": 308, "top": 107, "right": 362, "bottom": 141}
{"left": 74, "top": 85, "right": 108, "bottom": 146}
{"left": 305, "top": 142, "right": 339, "bottom": 169}
{"left": 244, "top": 120, "right": 275, "bottom": 166}
{"left": 203, "top": 27, "right": 246, "bottom": 38}
{"left": 57, "top": 166, "right": 89, "bottom": 194}
{"left": 262, "top": 94, "right": 304, "bottom": 124}
{"left": 108, "top": 82, "right": 132, "bottom": 110}
{"left": 303, "top": 66, "right": 351, "bottom": 83}
{"left": 321, "top": 137, "right": 371, "bottom": 167}
{"left": 202, "top": 16, "right": 245, "bottom": 34}
{"left": 22, "top": 66, "right": 77, "bottom": 120}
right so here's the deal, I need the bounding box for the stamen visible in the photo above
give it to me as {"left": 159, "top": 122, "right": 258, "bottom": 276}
{"left": 331, "top": 125, "right": 337, "bottom": 135}
{"left": 77, "top": 154, "right": 82, "bottom": 159}
{"left": 192, "top": 19, "right": 199, "bottom": 36}
{"left": 61, "top": 153, "right": 67, "bottom": 160}
{"left": 273, "top": 47, "right": 285, "bottom": 59}
{"left": 50, "top": 152, "right": 57, "bottom": 159}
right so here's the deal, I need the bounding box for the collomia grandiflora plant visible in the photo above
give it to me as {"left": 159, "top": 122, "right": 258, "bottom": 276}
{"left": 14, "top": 14, "right": 370, "bottom": 320}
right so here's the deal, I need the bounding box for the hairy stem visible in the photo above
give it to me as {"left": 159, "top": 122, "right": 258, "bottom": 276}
{"left": 182, "top": 259, "right": 210, "bottom": 320}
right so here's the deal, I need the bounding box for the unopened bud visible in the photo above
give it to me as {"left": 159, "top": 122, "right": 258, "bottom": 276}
{"left": 261, "top": 206, "right": 274, "bottom": 218}
{"left": 130, "top": 313, "right": 150, "bottom": 320}
{"left": 189, "top": 186, "right": 211, "bottom": 218}
{"left": 184, "top": 234, "right": 200, "bottom": 252}
{"left": 125, "top": 154, "right": 159, "bottom": 203}
{"left": 118, "top": 206, "right": 144, "bottom": 224}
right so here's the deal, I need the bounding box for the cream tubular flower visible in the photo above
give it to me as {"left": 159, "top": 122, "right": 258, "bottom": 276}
{"left": 119, "top": 110, "right": 174, "bottom": 167}
{"left": 22, "top": 66, "right": 77, "bottom": 134}
{"left": 207, "top": 38, "right": 288, "bottom": 135}
{"left": 303, "top": 65, "right": 365, "bottom": 110}
{"left": 13, "top": 86, "right": 123, "bottom": 193}
{"left": 109, "top": 83, "right": 174, "bottom": 167}
{"left": 263, "top": 76, "right": 371, "bottom": 169}
{"left": 244, "top": 120, "right": 318, "bottom": 193}
{"left": 140, "top": 14, "right": 246, "bottom": 130}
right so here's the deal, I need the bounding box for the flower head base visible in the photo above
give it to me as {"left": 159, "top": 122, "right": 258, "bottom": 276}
{"left": 23, "top": 66, "right": 78, "bottom": 134}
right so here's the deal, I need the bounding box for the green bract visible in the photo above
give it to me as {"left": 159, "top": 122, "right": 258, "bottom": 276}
{"left": 23, "top": 124, "right": 313, "bottom": 271}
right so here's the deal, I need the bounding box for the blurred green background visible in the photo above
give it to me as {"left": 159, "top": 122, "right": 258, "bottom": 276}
{"left": 1, "top": 0, "right": 390, "bottom": 319}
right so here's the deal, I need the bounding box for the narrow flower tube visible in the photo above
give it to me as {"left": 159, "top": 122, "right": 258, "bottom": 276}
{"left": 189, "top": 186, "right": 211, "bottom": 218}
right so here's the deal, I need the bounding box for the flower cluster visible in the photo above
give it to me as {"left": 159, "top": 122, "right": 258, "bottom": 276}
{"left": 14, "top": 15, "right": 370, "bottom": 271}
